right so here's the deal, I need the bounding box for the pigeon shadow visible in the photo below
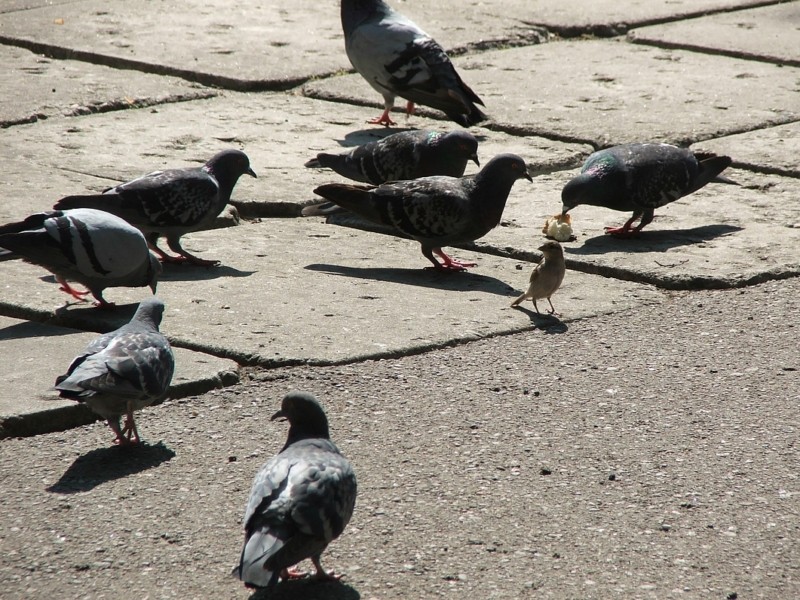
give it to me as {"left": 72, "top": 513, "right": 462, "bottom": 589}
{"left": 511, "top": 305, "right": 569, "bottom": 333}
{"left": 248, "top": 579, "right": 360, "bottom": 600}
{"left": 0, "top": 320, "right": 76, "bottom": 341}
{"left": 46, "top": 441, "right": 175, "bottom": 494}
{"left": 567, "top": 224, "right": 743, "bottom": 256}
{"left": 305, "top": 263, "right": 517, "bottom": 297}
{"left": 159, "top": 263, "right": 256, "bottom": 282}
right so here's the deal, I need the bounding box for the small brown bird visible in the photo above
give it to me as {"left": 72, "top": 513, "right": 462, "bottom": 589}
{"left": 511, "top": 241, "right": 566, "bottom": 314}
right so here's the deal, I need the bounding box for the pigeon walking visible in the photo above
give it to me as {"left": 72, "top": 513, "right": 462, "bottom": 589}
{"left": 310, "top": 153, "right": 531, "bottom": 270}
{"left": 55, "top": 298, "right": 175, "bottom": 445}
{"left": 305, "top": 129, "right": 479, "bottom": 184}
{"left": 54, "top": 149, "right": 256, "bottom": 265}
{"left": 234, "top": 392, "right": 357, "bottom": 589}
{"left": 561, "top": 143, "right": 735, "bottom": 236}
{"left": 511, "top": 241, "right": 566, "bottom": 315}
{"left": 0, "top": 209, "right": 160, "bottom": 307}
{"left": 341, "top": 0, "right": 486, "bottom": 126}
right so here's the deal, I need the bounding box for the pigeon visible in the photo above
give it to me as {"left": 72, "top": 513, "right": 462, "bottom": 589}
{"left": 234, "top": 392, "right": 357, "bottom": 589}
{"left": 511, "top": 241, "right": 566, "bottom": 315}
{"left": 341, "top": 0, "right": 486, "bottom": 127}
{"left": 310, "top": 153, "right": 531, "bottom": 270}
{"left": 561, "top": 143, "right": 735, "bottom": 236}
{"left": 0, "top": 208, "right": 160, "bottom": 307}
{"left": 305, "top": 129, "right": 479, "bottom": 184}
{"left": 54, "top": 149, "right": 257, "bottom": 265}
{"left": 55, "top": 298, "right": 175, "bottom": 445}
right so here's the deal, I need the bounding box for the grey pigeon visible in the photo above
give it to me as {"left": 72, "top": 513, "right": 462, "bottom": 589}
{"left": 310, "top": 153, "right": 531, "bottom": 270}
{"left": 55, "top": 298, "right": 175, "bottom": 445}
{"left": 54, "top": 149, "right": 256, "bottom": 265}
{"left": 305, "top": 129, "right": 479, "bottom": 184}
{"left": 511, "top": 241, "right": 566, "bottom": 315}
{"left": 561, "top": 143, "right": 735, "bottom": 236}
{"left": 342, "top": 0, "right": 486, "bottom": 127}
{"left": 234, "top": 392, "right": 357, "bottom": 589}
{"left": 0, "top": 208, "right": 160, "bottom": 307}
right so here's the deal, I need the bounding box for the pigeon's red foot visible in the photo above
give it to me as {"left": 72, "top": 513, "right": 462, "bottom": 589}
{"left": 56, "top": 278, "right": 91, "bottom": 300}
{"left": 280, "top": 567, "right": 308, "bottom": 581}
{"left": 367, "top": 109, "right": 396, "bottom": 127}
{"left": 429, "top": 249, "right": 476, "bottom": 271}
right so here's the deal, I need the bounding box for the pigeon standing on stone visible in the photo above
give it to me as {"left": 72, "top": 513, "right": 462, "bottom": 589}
{"left": 54, "top": 149, "right": 257, "bottom": 265}
{"left": 561, "top": 143, "right": 735, "bottom": 236}
{"left": 234, "top": 392, "right": 357, "bottom": 589}
{"left": 0, "top": 208, "right": 160, "bottom": 307}
{"left": 511, "top": 241, "right": 566, "bottom": 315}
{"left": 55, "top": 298, "right": 175, "bottom": 445}
{"left": 310, "top": 153, "right": 531, "bottom": 270}
{"left": 305, "top": 129, "right": 480, "bottom": 184}
{"left": 341, "top": 0, "right": 486, "bottom": 126}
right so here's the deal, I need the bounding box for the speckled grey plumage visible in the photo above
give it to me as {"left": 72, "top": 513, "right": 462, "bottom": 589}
{"left": 55, "top": 298, "right": 175, "bottom": 445}
{"left": 561, "top": 143, "right": 735, "bottom": 235}
{"left": 54, "top": 149, "right": 256, "bottom": 265}
{"left": 0, "top": 208, "right": 160, "bottom": 306}
{"left": 234, "top": 392, "right": 357, "bottom": 589}
{"left": 341, "top": 0, "right": 486, "bottom": 126}
{"left": 306, "top": 129, "right": 479, "bottom": 184}
{"left": 310, "top": 153, "right": 531, "bottom": 270}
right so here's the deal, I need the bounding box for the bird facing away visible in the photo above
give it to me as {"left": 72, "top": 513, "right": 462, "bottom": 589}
{"left": 510, "top": 241, "right": 566, "bottom": 315}
{"left": 55, "top": 298, "right": 175, "bottom": 445}
{"left": 234, "top": 392, "right": 357, "bottom": 589}
{"left": 341, "top": 0, "right": 486, "bottom": 127}
{"left": 561, "top": 143, "right": 735, "bottom": 236}
{"left": 0, "top": 208, "right": 160, "bottom": 307}
{"left": 54, "top": 149, "right": 257, "bottom": 266}
{"left": 310, "top": 153, "right": 532, "bottom": 271}
{"left": 305, "top": 129, "right": 480, "bottom": 184}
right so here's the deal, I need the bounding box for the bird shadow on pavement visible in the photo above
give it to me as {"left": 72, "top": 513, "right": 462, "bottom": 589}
{"left": 567, "top": 224, "right": 742, "bottom": 255}
{"left": 159, "top": 263, "right": 256, "bottom": 282}
{"left": 305, "top": 263, "right": 517, "bottom": 297}
{"left": 248, "top": 579, "right": 360, "bottom": 600}
{"left": 0, "top": 319, "right": 77, "bottom": 341}
{"left": 510, "top": 305, "right": 569, "bottom": 333}
{"left": 46, "top": 441, "right": 175, "bottom": 494}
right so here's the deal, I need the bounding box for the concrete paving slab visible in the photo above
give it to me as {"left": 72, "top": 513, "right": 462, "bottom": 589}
{"left": 0, "top": 92, "right": 592, "bottom": 218}
{"left": 0, "top": 219, "right": 666, "bottom": 366}
{"left": 0, "top": 315, "right": 239, "bottom": 439}
{"left": 693, "top": 122, "right": 800, "bottom": 178}
{"left": 629, "top": 3, "right": 800, "bottom": 67}
{"left": 0, "top": 0, "right": 80, "bottom": 14}
{"left": 304, "top": 39, "right": 800, "bottom": 146}
{"left": 0, "top": 44, "right": 216, "bottom": 128}
{"left": 474, "top": 167, "right": 800, "bottom": 289}
{"left": 0, "top": 0, "right": 543, "bottom": 91}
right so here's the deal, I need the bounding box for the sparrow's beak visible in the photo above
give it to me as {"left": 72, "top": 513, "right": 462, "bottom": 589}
{"left": 247, "top": 167, "right": 257, "bottom": 178}
{"left": 470, "top": 153, "right": 480, "bottom": 167}
{"left": 270, "top": 408, "right": 286, "bottom": 422}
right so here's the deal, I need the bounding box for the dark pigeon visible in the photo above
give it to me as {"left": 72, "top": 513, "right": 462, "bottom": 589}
{"left": 309, "top": 153, "right": 531, "bottom": 270}
{"left": 0, "top": 208, "right": 160, "bottom": 307}
{"left": 234, "top": 392, "right": 357, "bottom": 589}
{"left": 305, "top": 129, "right": 479, "bottom": 184}
{"left": 561, "top": 143, "right": 736, "bottom": 236}
{"left": 341, "top": 0, "right": 486, "bottom": 127}
{"left": 54, "top": 149, "right": 256, "bottom": 265}
{"left": 55, "top": 298, "right": 175, "bottom": 445}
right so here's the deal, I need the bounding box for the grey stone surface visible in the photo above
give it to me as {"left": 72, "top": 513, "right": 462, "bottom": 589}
{"left": 305, "top": 39, "right": 800, "bottom": 146}
{"left": 0, "top": 92, "right": 592, "bottom": 218}
{"left": 0, "top": 315, "right": 239, "bottom": 438}
{"left": 629, "top": 3, "right": 800, "bottom": 66}
{"left": 0, "top": 44, "right": 216, "bottom": 127}
{"left": 0, "top": 219, "right": 666, "bottom": 365}
{"left": 694, "top": 121, "right": 800, "bottom": 178}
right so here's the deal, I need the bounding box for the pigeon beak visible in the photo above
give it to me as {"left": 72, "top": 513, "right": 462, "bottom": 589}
{"left": 470, "top": 153, "right": 480, "bottom": 167}
{"left": 270, "top": 408, "right": 286, "bottom": 422}
{"left": 149, "top": 281, "right": 158, "bottom": 294}
{"left": 561, "top": 205, "right": 570, "bottom": 217}
{"left": 247, "top": 167, "right": 257, "bottom": 178}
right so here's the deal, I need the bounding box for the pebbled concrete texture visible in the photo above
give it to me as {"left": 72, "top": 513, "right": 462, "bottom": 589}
{"left": 629, "top": 2, "right": 800, "bottom": 66}
{"left": 0, "top": 44, "right": 216, "bottom": 127}
{"left": 0, "top": 315, "right": 239, "bottom": 439}
{"left": 305, "top": 39, "right": 800, "bottom": 146}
